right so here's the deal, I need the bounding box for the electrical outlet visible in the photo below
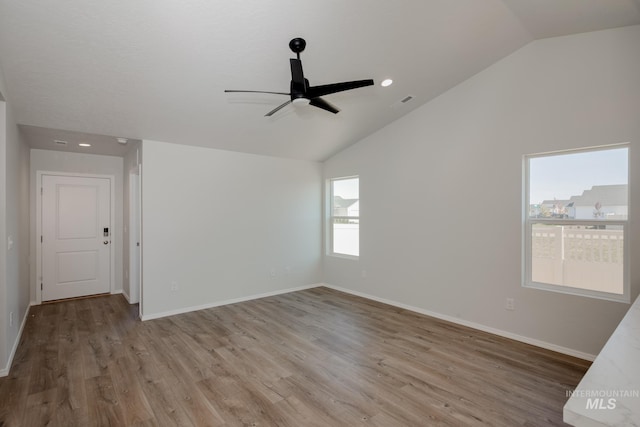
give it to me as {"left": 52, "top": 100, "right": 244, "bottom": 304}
{"left": 9, "top": 312, "right": 14, "bottom": 327}
{"left": 270, "top": 268, "right": 276, "bottom": 278}
{"left": 170, "top": 281, "right": 179, "bottom": 291}
{"left": 506, "top": 298, "right": 515, "bottom": 311}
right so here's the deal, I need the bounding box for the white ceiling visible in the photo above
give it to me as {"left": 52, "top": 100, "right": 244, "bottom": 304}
{"left": 20, "top": 125, "right": 140, "bottom": 157}
{"left": 0, "top": 0, "right": 638, "bottom": 161}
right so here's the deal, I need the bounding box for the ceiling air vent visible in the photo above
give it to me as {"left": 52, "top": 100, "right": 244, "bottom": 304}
{"left": 390, "top": 95, "right": 415, "bottom": 109}
{"left": 54, "top": 140, "right": 68, "bottom": 146}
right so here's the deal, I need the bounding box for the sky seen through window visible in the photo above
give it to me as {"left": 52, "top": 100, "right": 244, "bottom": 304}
{"left": 529, "top": 147, "right": 628, "bottom": 205}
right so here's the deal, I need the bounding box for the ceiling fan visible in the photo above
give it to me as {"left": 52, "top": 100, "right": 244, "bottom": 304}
{"left": 225, "top": 38, "right": 374, "bottom": 116}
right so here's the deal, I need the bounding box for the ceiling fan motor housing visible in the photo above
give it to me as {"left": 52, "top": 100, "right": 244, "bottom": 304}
{"left": 291, "top": 78, "right": 310, "bottom": 99}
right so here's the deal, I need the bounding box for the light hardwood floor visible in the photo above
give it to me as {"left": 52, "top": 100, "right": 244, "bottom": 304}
{"left": 0, "top": 287, "right": 590, "bottom": 426}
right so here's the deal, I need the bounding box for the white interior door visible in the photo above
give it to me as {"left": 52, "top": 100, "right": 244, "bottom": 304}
{"left": 42, "top": 175, "right": 111, "bottom": 301}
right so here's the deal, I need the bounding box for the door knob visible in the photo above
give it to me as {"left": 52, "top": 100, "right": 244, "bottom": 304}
{"left": 104, "top": 241, "right": 109, "bottom": 245}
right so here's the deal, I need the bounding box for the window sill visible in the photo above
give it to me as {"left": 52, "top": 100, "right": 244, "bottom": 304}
{"left": 523, "top": 281, "right": 630, "bottom": 304}
{"left": 327, "top": 253, "right": 359, "bottom": 261}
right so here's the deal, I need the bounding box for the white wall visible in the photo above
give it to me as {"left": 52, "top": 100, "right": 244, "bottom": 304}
{"left": 0, "top": 86, "right": 7, "bottom": 373}
{"left": 122, "top": 141, "right": 142, "bottom": 303}
{"left": 323, "top": 25, "right": 640, "bottom": 357}
{"left": 30, "top": 150, "right": 124, "bottom": 302}
{"left": 0, "top": 69, "right": 31, "bottom": 375}
{"left": 141, "top": 140, "right": 322, "bottom": 318}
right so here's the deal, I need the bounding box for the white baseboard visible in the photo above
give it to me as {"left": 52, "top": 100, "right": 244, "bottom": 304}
{"left": 121, "top": 290, "right": 139, "bottom": 305}
{"left": 322, "top": 283, "right": 596, "bottom": 361}
{"left": 0, "top": 305, "right": 31, "bottom": 377}
{"left": 140, "top": 283, "right": 323, "bottom": 321}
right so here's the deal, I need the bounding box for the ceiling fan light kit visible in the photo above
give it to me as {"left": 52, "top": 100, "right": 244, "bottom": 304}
{"left": 291, "top": 98, "right": 310, "bottom": 106}
{"left": 225, "top": 37, "right": 374, "bottom": 116}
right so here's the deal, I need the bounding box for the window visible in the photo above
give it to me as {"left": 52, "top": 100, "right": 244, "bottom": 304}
{"left": 330, "top": 177, "right": 359, "bottom": 257}
{"left": 524, "top": 145, "right": 629, "bottom": 302}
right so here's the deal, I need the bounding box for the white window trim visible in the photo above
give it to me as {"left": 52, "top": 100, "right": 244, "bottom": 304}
{"left": 522, "top": 144, "right": 630, "bottom": 303}
{"left": 328, "top": 176, "right": 359, "bottom": 259}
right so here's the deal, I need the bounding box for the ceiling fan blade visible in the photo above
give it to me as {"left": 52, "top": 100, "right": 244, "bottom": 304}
{"left": 290, "top": 58, "right": 306, "bottom": 91}
{"left": 265, "top": 100, "right": 292, "bottom": 117}
{"left": 309, "top": 97, "right": 340, "bottom": 114}
{"left": 306, "top": 79, "right": 374, "bottom": 98}
{"left": 225, "top": 89, "right": 290, "bottom": 96}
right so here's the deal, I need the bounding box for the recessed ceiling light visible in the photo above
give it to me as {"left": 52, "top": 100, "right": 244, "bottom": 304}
{"left": 381, "top": 79, "right": 393, "bottom": 87}
{"left": 54, "top": 139, "right": 68, "bottom": 145}
{"left": 78, "top": 143, "right": 91, "bottom": 147}
{"left": 116, "top": 137, "right": 128, "bottom": 144}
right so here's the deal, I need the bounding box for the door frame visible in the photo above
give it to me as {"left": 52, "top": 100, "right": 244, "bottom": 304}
{"left": 128, "top": 164, "right": 141, "bottom": 305}
{"left": 36, "top": 171, "right": 116, "bottom": 304}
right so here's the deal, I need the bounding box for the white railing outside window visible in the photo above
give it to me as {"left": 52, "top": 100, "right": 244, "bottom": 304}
{"left": 531, "top": 224, "right": 624, "bottom": 294}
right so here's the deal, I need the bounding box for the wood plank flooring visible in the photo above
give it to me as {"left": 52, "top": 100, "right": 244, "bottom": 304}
{"left": 0, "top": 287, "right": 590, "bottom": 426}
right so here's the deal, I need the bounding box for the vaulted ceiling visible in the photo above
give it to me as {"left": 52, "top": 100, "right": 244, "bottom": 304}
{"left": 1, "top": 0, "right": 639, "bottom": 161}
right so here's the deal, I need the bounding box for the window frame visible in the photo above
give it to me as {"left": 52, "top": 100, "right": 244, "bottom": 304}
{"left": 328, "top": 176, "right": 359, "bottom": 259}
{"left": 522, "top": 144, "right": 630, "bottom": 303}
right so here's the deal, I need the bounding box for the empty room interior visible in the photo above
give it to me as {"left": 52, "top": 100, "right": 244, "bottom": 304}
{"left": 1, "top": 1, "right": 640, "bottom": 426}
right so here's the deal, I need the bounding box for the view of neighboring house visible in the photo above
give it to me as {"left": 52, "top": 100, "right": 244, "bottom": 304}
{"left": 333, "top": 196, "right": 359, "bottom": 217}
{"left": 569, "top": 184, "right": 628, "bottom": 220}
{"left": 530, "top": 184, "right": 628, "bottom": 219}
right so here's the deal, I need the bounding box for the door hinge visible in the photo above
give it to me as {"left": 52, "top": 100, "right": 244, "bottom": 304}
{"left": 41, "top": 283, "right": 43, "bottom": 291}
{"left": 41, "top": 235, "right": 43, "bottom": 243}
{"left": 41, "top": 187, "right": 43, "bottom": 195}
